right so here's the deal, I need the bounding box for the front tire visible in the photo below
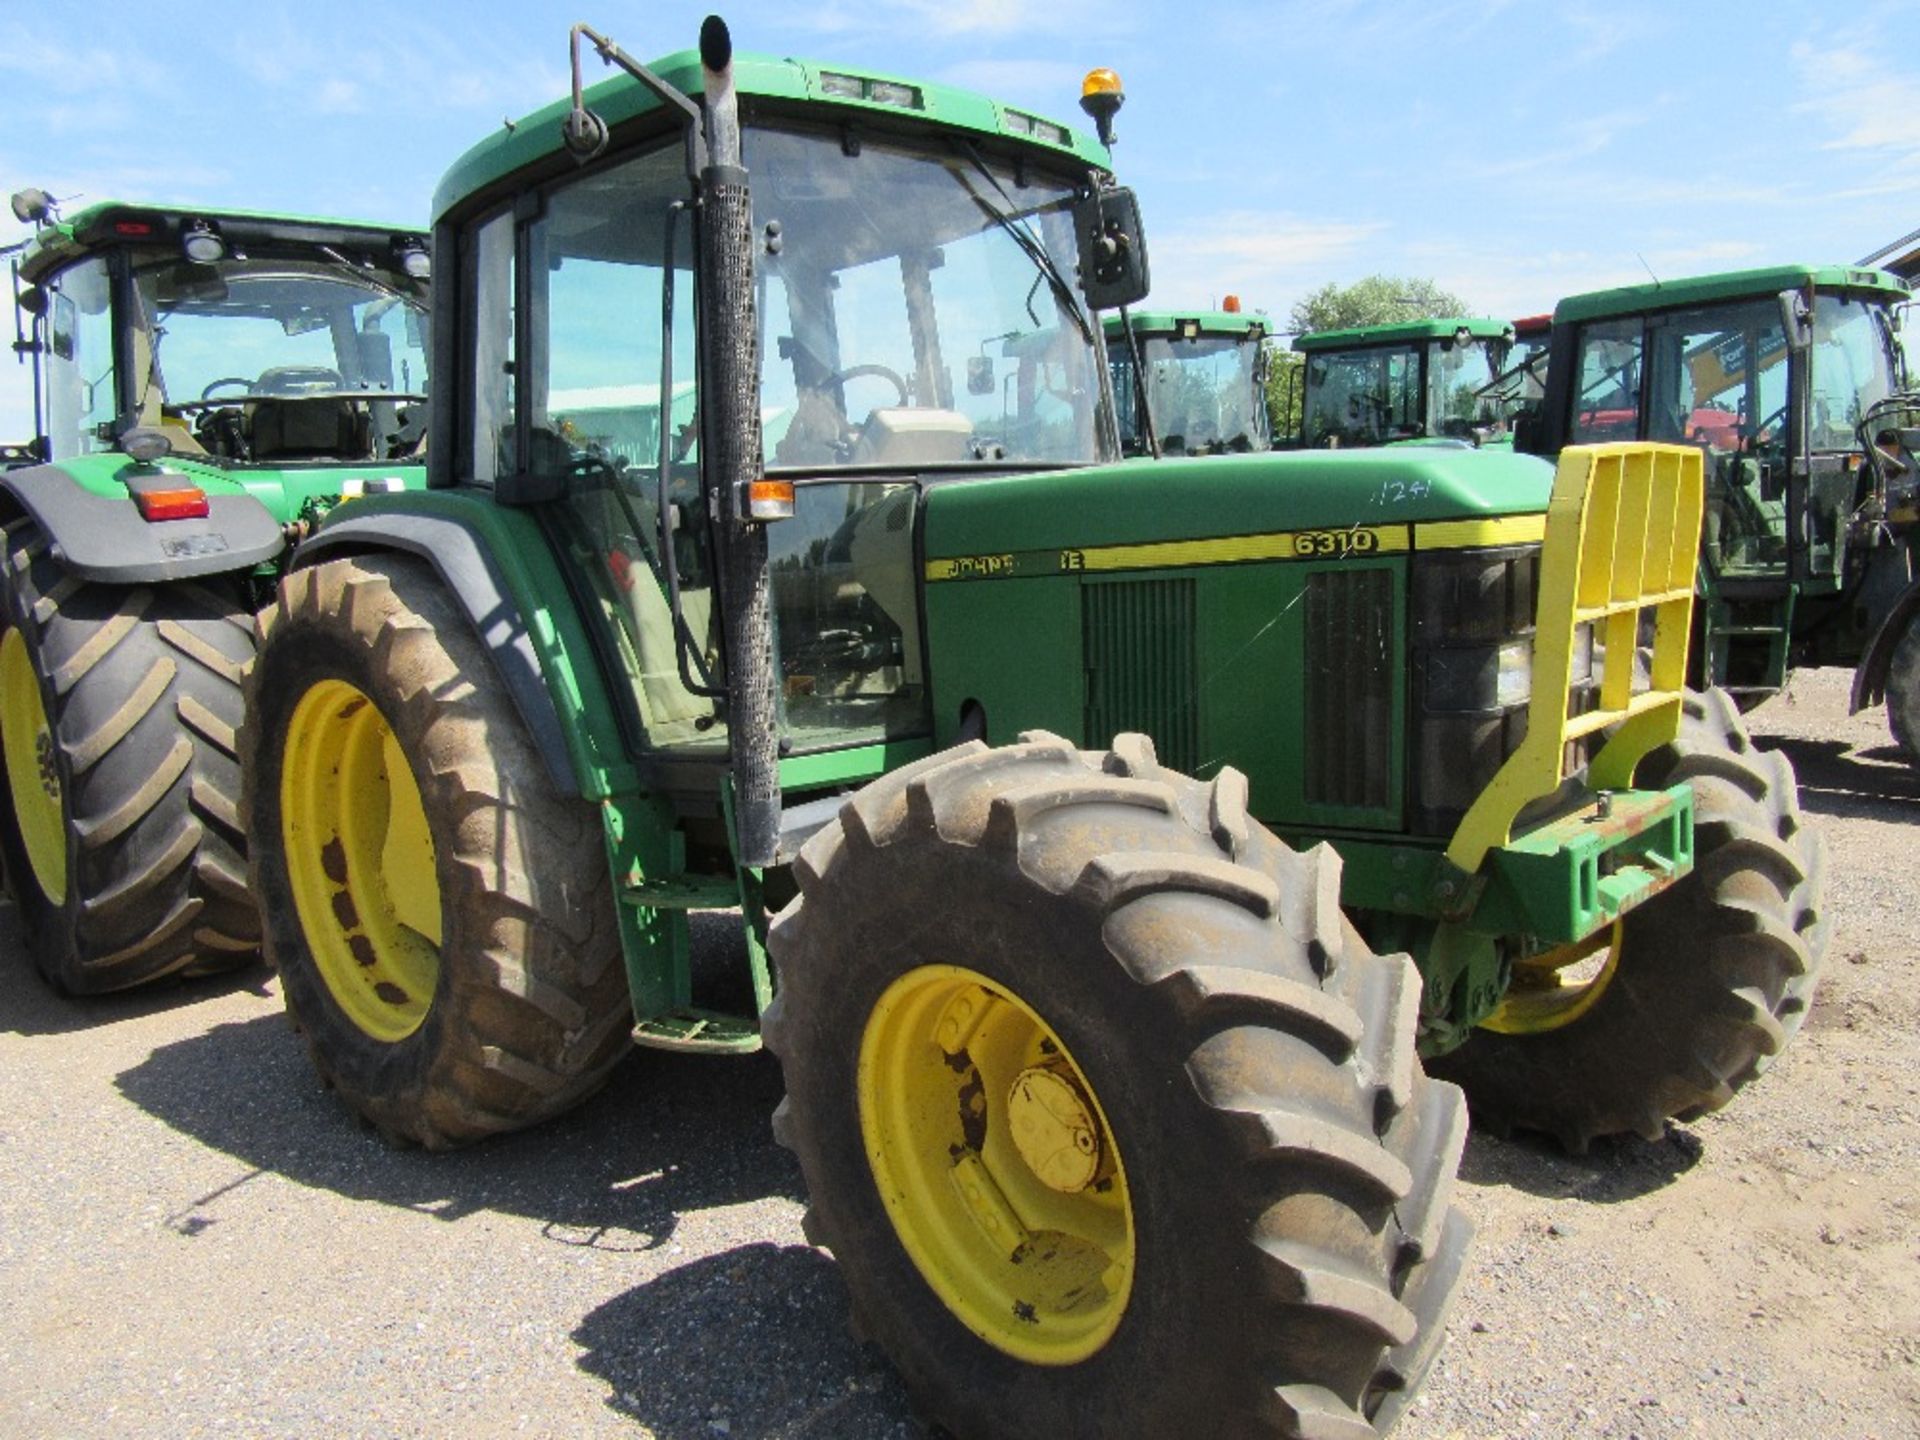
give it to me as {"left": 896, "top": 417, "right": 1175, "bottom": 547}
{"left": 239, "top": 555, "right": 630, "bottom": 1147}
{"left": 766, "top": 732, "right": 1472, "bottom": 1438}
{"left": 0, "top": 519, "right": 257, "bottom": 992}
{"left": 1432, "top": 688, "right": 1828, "bottom": 1149}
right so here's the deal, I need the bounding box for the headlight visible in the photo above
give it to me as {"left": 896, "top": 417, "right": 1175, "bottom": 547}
{"left": 1410, "top": 543, "right": 1541, "bottom": 836}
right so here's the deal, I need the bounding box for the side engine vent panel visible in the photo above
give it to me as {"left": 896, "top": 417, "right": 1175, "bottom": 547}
{"left": 1082, "top": 577, "right": 1200, "bottom": 774}
{"left": 1305, "top": 567, "right": 1394, "bottom": 811}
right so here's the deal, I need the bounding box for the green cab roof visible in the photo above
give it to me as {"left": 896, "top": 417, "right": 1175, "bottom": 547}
{"left": 434, "top": 47, "right": 1109, "bottom": 223}
{"left": 1293, "top": 316, "right": 1513, "bottom": 353}
{"left": 1552, "top": 264, "right": 1911, "bottom": 325}
{"left": 18, "top": 201, "right": 425, "bottom": 285}
{"left": 1102, "top": 309, "right": 1274, "bottom": 340}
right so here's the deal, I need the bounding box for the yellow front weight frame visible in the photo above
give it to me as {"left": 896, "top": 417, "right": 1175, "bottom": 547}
{"left": 1445, "top": 443, "right": 1707, "bottom": 878}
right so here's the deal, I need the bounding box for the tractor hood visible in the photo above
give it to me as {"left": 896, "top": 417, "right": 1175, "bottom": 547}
{"left": 922, "top": 448, "right": 1556, "bottom": 566}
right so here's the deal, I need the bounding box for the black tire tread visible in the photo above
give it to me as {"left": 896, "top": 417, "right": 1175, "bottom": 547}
{"left": 0, "top": 521, "right": 258, "bottom": 991}
{"left": 1433, "top": 688, "right": 1826, "bottom": 1147}
{"left": 240, "top": 555, "right": 630, "bottom": 1148}
{"left": 765, "top": 735, "right": 1471, "bottom": 1438}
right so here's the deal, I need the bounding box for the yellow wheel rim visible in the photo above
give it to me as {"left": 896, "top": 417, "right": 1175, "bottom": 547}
{"left": 858, "top": 964, "right": 1135, "bottom": 1366}
{"left": 1480, "top": 922, "right": 1624, "bottom": 1035}
{"left": 281, "top": 678, "right": 442, "bottom": 1043}
{"left": 1, "top": 628, "right": 67, "bottom": 905}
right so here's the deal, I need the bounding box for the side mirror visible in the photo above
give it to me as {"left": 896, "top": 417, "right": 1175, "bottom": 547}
{"left": 14, "top": 284, "right": 46, "bottom": 317}
{"left": 1075, "top": 186, "right": 1150, "bottom": 311}
{"left": 966, "top": 355, "right": 995, "bottom": 396}
{"left": 1778, "top": 289, "right": 1813, "bottom": 352}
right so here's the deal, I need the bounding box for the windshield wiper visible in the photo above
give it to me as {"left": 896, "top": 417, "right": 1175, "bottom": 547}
{"left": 315, "top": 245, "right": 427, "bottom": 310}
{"left": 954, "top": 141, "right": 1092, "bottom": 346}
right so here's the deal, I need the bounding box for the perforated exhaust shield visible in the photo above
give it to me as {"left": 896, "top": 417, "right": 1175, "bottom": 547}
{"left": 699, "top": 17, "right": 780, "bottom": 867}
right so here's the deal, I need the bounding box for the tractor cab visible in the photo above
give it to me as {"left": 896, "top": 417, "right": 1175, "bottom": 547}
{"left": 1531, "top": 265, "right": 1916, "bottom": 709}
{"left": 410, "top": 42, "right": 1131, "bottom": 834}
{"left": 1102, "top": 302, "right": 1273, "bottom": 455}
{"left": 1294, "top": 316, "right": 1516, "bottom": 448}
{"left": 11, "top": 200, "right": 430, "bottom": 474}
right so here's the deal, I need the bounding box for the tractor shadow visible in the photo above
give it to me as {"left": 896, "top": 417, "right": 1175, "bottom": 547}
{"left": 1757, "top": 735, "right": 1920, "bottom": 823}
{"left": 1458, "top": 1121, "right": 1703, "bottom": 1203}
{"left": 113, "top": 914, "right": 805, "bottom": 1248}
{"left": 573, "top": 1244, "right": 919, "bottom": 1439}
{"left": 0, "top": 898, "right": 270, "bottom": 1037}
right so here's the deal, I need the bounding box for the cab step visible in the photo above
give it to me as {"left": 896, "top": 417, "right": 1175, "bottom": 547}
{"left": 631, "top": 1007, "right": 763, "bottom": 1054}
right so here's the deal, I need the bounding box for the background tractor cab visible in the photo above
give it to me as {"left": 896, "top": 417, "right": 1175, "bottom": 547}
{"left": 1102, "top": 299, "right": 1273, "bottom": 455}
{"left": 0, "top": 193, "right": 432, "bottom": 995}
{"left": 1293, "top": 316, "right": 1517, "bottom": 448}
{"left": 1527, "top": 264, "right": 1920, "bottom": 754}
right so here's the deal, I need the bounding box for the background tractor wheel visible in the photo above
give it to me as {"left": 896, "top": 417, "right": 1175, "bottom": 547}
{"left": 764, "top": 732, "right": 1472, "bottom": 1438}
{"left": 240, "top": 555, "right": 630, "bottom": 1148}
{"left": 1887, "top": 616, "right": 1920, "bottom": 761}
{"left": 1432, "top": 688, "right": 1827, "bottom": 1150}
{"left": 0, "top": 518, "right": 257, "bottom": 992}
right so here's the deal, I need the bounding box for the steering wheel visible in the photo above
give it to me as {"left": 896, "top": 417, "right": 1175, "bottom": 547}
{"left": 823, "top": 363, "right": 910, "bottom": 407}
{"left": 200, "top": 376, "right": 255, "bottom": 401}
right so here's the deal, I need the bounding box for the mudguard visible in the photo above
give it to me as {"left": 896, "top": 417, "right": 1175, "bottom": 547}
{"left": 1851, "top": 574, "right": 1920, "bottom": 713}
{"left": 0, "top": 462, "right": 284, "bottom": 583}
{"left": 293, "top": 511, "right": 579, "bottom": 796}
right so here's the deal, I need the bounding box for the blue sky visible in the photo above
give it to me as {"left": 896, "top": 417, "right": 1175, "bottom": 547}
{"left": 4, "top": 0, "right": 1917, "bottom": 439}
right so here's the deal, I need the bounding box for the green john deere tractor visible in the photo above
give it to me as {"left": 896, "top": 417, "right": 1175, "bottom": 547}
{"left": 1103, "top": 304, "right": 1273, "bottom": 455}
{"left": 0, "top": 192, "right": 430, "bottom": 991}
{"left": 1293, "top": 316, "right": 1519, "bottom": 448}
{"left": 237, "top": 17, "right": 1824, "bottom": 1436}
{"left": 1526, "top": 264, "right": 1920, "bottom": 757}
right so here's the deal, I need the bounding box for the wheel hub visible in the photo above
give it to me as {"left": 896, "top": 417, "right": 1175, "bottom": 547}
{"left": 281, "top": 678, "right": 443, "bottom": 1043}
{"left": 1, "top": 628, "right": 67, "bottom": 904}
{"left": 1007, "top": 1066, "right": 1102, "bottom": 1194}
{"left": 858, "top": 965, "right": 1134, "bottom": 1365}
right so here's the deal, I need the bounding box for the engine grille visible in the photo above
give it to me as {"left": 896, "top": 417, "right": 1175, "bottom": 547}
{"left": 1304, "top": 568, "right": 1395, "bottom": 812}
{"left": 1082, "top": 577, "right": 1200, "bottom": 773}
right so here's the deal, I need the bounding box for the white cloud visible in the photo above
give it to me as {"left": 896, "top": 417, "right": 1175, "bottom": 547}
{"left": 1793, "top": 43, "right": 1920, "bottom": 158}
{"left": 1147, "top": 212, "right": 1387, "bottom": 315}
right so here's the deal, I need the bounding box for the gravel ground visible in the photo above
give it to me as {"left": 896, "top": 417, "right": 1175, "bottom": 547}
{"left": 1, "top": 668, "right": 1915, "bottom": 1438}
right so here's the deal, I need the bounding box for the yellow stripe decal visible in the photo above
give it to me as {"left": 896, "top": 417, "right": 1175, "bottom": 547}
{"left": 1415, "top": 515, "right": 1547, "bottom": 549}
{"left": 926, "top": 523, "right": 1411, "bottom": 583}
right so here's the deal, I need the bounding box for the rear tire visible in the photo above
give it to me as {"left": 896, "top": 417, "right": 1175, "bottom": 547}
{"left": 1432, "top": 688, "right": 1827, "bottom": 1149}
{"left": 766, "top": 732, "right": 1472, "bottom": 1438}
{"left": 239, "top": 555, "right": 630, "bottom": 1148}
{"left": 0, "top": 518, "right": 257, "bottom": 992}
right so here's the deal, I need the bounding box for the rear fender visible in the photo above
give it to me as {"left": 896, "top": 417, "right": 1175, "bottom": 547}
{"left": 0, "top": 462, "right": 283, "bottom": 583}
{"left": 1851, "top": 574, "right": 1920, "bottom": 713}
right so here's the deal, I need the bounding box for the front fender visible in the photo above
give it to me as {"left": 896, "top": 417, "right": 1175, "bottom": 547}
{"left": 1850, "top": 574, "right": 1920, "bottom": 713}
{"left": 1, "top": 462, "right": 284, "bottom": 583}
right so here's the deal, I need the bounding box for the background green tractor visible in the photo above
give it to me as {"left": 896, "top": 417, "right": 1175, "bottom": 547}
{"left": 1102, "top": 302, "right": 1273, "bottom": 455}
{"left": 1293, "top": 316, "right": 1520, "bottom": 448}
{"left": 234, "top": 16, "right": 1824, "bottom": 1437}
{"left": 0, "top": 192, "right": 431, "bottom": 991}
{"left": 1526, "top": 264, "right": 1920, "bottom": 759}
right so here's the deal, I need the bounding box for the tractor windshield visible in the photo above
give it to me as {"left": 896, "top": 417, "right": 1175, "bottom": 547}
{"left": 1427, "top": 336, "right": 1505, "bottom": 438}
{"left": 1128, "top": 333, "right": 1270, "bottom": 455}
{"left": 1300, "top": 343, "right": 1422, "bottom": 446}
{"left": 127, "top": 258, "right": 429, "bottom": 462}
{"left": 751, "top": 125, "right": 1106, "bottom": 471}
{"left": 1809, "top": 292, "right": 1901, "bottom": 451}
{"left": 483, "top": 123, "right": 1107, "bottom": 762}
